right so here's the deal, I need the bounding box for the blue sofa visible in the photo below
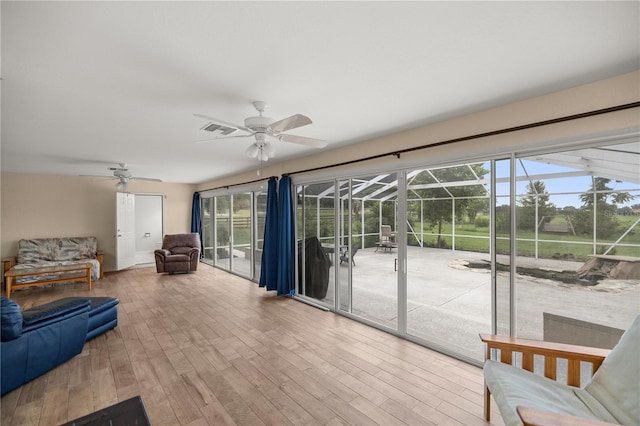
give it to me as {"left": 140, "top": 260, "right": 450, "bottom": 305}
{"left": 1, "top": 297, "right": 90, "bottom": 396}
{"left": 60, "top": 297, "right": 119, "bottom": 341}
{"left": 1, "top": 296, "right": 119, "bottom": 396}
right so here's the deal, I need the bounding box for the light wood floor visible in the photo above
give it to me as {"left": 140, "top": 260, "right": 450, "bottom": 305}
{"left": 1, "top": 265, "right": 504, "bottom": 426}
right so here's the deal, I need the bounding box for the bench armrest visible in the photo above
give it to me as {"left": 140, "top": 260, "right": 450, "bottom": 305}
{"left": 516, "top": 406, "right": 617, "bottom": 426}
{"left": 2, "top": 257, "right": 16, "bottom": 280}
{"left": 479, "top": 333, "right": 610, "bottom": 386}
{"left": 96, "top": 251, "right": 104, "bottom": 278}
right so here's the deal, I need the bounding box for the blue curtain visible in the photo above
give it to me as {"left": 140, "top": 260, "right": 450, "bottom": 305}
{"left": 276, "top": 175, "right": 295, "bottom": 296}
{"left": 259, "top": 177, "right": 278, "bottom": 291}
{"left": 191, "top": 192, "right": 202, "bottom": 254}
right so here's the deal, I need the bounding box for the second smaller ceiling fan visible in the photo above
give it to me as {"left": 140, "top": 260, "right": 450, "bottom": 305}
{"left": 83, "top": 163, "right": 162, "bottom": 191}
{"left": 195, "top": 101, "right": 328, "bottom": 162}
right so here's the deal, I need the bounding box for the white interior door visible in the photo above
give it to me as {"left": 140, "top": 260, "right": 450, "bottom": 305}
{"left": 135, "top": 194, "right": 164, "bottom": 264}
{"left": 116, "top": 192, "right": 136, "bottom": 270}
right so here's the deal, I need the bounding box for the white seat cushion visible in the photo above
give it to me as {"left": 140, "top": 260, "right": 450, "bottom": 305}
{"left": 484, "top": 360, "right": 618, "bottom": 426}
{"left": 585, "top": 316, "right": 640, "bottom": 426}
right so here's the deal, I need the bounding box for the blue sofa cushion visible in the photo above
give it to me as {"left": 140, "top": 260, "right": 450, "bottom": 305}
{"left": 1, "top": 297, "right": 23, "bottom": 341}
{"left": 22, "top": 298, "right": 90, "bottom": 332}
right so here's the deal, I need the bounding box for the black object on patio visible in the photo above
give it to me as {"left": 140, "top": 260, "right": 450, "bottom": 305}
{"left": 297, "top": 236, "right": 331, "bottom": 299}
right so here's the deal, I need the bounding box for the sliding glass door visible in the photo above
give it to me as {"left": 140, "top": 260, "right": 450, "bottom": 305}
{"left": 405, "top": 163, "right": 492, "bottom": 360}
{"left": 293, "top": 136, "right": 639, "bottom": 365}
{"left": 296, "top": 181, "right": 336, "bottom": 308}
{"left": 254, "top": 188, "right": 268, "bottom": 280}
{"left": 514, "top": 142, "right": 640, "bottom": 344}
{"left": 231, "top": 193, "right": 252, "bottom": 277}
{"left": 215, "top": 195, "right": 231, "bottom": 269}
{"left": 202, "top": 197, "right": 214, "bottom": 263}
{"left": 200, "top": 185, "right": 269, "bottom": 281}
{"left": 343, "top": 173, "right": 399, "bottom": 329}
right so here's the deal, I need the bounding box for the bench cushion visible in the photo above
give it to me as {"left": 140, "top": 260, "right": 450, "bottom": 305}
{"left": 484, "top": 360, "right": 618, "bottom": 426}
{"left": 15, "top": 237, "right": 101, "bottom": 280}
{"left": 585, "top": 316, "right": 640, "bottom": 425}
{"left": 12, "top": 259, "right": 100, "bottom": 282}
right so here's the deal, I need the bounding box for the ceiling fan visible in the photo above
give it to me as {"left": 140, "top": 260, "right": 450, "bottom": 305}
{"left": 195, "top": 101, "right": 328, "bottom": 162}
{"left": 83, "top": 163, "right": 162, "bottom": 191}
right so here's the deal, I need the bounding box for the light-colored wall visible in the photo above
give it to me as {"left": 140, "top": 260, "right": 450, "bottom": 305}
{"left": 0, "top": 173, "right": 196, "bottom": 271}
{"left": 2, "top": 72, "right": 638, "bottom": 272}
{"left": 197, "top": 71, "right": 640, "bottom": 191}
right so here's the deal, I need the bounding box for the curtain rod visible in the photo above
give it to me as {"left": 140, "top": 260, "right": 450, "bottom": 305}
{"left": 286, "top": 101, "right": 639, "bottom": 176}
{"left": 199, "top": 175, "right": 277, "bottom": 193}
{"left": 198, "top": 101, "right": 639, "bottom": 192}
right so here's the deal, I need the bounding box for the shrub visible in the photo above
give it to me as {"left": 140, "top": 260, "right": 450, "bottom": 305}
{"left": 474, "top": 216, "right": 490, "bottom": 228}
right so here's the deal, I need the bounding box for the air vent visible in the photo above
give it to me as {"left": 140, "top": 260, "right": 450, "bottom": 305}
{"left": 201, "top": 122, "right": 238, "bottom": 136}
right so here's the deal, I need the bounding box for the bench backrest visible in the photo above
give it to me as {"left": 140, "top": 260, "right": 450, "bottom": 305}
{"left": 17, "top": 237, "right": 98, "bottom": 264}
{"left": 585, "top": 315, "right": 640, "bottom": 425}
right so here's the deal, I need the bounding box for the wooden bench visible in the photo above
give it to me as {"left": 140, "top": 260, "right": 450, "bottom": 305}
{"left": 543, "top": 222, "right": 569, "bottom": 233}
{"left": 4, "top": 262, "right": 93, "bottom": 298}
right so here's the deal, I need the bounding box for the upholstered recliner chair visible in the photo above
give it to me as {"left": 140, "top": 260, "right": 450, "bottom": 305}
{"left": 154, "top": 233, "right": 201, "bottom": 274}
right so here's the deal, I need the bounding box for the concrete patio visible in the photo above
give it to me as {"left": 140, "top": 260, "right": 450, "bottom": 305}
{"left": 315, "top": 246, "right": 640, "bottom": 363}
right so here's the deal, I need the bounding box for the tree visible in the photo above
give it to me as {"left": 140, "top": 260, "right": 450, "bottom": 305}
{"left": 408, "top": 164, "right": 489, "bottom": 248}
{"left": 518, "top": 180, "right": 556, "bottom": 231}
{"left": 573, "top": 177, "right": 635, "bottom": 238}
{"left": 579, "top": 177, "right": 634, "bottom": 208}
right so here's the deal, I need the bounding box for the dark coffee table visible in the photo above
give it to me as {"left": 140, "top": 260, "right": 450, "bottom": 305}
{"left": 61, "top": 396, "right": 151, "bottom": 426}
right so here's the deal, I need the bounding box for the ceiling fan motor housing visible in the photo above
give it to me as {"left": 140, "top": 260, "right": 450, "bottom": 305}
{"left": 244, "top": 115, "right": 274, "bottom": 132}
{"left": 113, "top": 169, "right": 132, "bottom": 179}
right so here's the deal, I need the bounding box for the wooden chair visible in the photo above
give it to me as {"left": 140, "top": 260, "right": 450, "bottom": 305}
{"left": 375, "top": 225, "right": 397, "bottom": 252}
{"left": 480, "top": 315, "right": 639, "bottom": 426}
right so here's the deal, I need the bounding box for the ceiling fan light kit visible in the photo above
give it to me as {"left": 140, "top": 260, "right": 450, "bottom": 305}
{"left": 196, "top": 100, "right": 328, "bottom": 168}
{"left": 115, "top": 180, "right": 128, "bottom": 191}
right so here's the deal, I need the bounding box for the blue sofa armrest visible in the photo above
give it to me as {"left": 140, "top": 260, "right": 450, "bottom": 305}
{"left": 1, "top": 298, "right": 90, "bottom": 396}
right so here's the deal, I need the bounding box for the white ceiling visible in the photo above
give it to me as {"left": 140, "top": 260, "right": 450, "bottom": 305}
{"left": 2, "top": 1, "right": 639, "bottom": 184}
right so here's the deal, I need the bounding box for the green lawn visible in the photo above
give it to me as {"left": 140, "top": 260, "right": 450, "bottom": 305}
{"left": 411, "top": 216, "right": 640, "bottom": 260}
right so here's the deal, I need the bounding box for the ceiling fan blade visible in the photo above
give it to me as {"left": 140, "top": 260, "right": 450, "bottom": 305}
{"left": 131, "top": 177, "right": 163, "bottom": 182}
{"left": 270, "top": 114, "right": 312, "bottom": 133}
{"left": 278, "top": 134, "right": 328, "bottom": 149}
{"left": 193, "top": 114, "right": 252, "bottom": 133}
{"left": 195, "top": 134, "right": 254, "bottom": 144}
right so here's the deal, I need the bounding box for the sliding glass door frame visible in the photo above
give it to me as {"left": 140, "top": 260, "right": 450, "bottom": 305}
{"left": 396, "top": 171, "right": 408, "bottom": 336}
